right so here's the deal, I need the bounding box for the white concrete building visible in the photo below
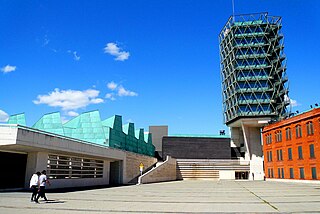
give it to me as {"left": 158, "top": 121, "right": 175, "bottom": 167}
{"left": 0, "top": 124, "right": 157, "bottom": 190}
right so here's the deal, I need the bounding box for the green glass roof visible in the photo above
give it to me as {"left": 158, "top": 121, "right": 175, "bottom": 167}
{"left": 7, "top": 110, "right": 155, "bottom": 157}
{"left": 7, "top": 113, "right": 26, "bottom": 126}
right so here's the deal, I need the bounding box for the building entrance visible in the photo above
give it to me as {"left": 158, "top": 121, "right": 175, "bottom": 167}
{"left": 0, "top": 151, "right": 27, "bottom": 189}
{"left": 235, "top": 171, "right": 249, "bottom": 180}
{"left": 109, "top": 161, "right": 123, "bottom": 185}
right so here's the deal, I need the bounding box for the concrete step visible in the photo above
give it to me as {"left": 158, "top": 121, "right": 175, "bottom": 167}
{"left": 177, "top": 160, "right": 220, "bottom": 180}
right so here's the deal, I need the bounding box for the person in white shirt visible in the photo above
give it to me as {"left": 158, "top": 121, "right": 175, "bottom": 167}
{"left": 35, "top": 170, "right": 50, "bottom": 203}
{"left": 29, "top": 172, "right": 41, "bottom": 202}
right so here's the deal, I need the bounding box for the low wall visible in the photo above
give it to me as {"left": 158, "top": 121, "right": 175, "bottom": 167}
{"left": 219, "top": 170, "right": 235, "bottom": 180}
{"left": 123, "top": 152, "right": 157, "bottom": 184}
{"left": 139, "top": 156, "right": 176, "bottom": 184}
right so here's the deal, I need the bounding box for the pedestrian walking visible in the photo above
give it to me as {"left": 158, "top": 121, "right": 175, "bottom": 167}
{"left": 34, "top": 170, "right": 50, "bottom": 203}
{"left": 29, "top": 171, "right": 41, "bottom": 202}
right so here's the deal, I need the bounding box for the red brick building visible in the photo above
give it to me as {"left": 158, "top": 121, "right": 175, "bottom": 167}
{"left": 262, "top": 108, "right": 320, "bottom": 180}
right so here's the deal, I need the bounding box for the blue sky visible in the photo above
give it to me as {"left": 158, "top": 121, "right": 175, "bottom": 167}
{"left": 1, "top": 0, "right": 319, "bottom": 135}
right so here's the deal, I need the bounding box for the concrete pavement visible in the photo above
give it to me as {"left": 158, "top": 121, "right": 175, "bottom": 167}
{"left": 0, "top": 180, "right": 320, "bottom": 213}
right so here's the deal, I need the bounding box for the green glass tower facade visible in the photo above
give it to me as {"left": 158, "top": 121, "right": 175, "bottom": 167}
{"left": 219, "top": 13, "right": 289, "bottom": 125}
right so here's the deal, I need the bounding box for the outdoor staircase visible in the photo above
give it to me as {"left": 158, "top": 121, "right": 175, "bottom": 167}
{"left": 176, "top": 159, "right": 250, "bottom": 180}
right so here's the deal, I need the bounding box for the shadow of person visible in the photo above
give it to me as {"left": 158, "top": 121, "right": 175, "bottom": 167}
{"left": 42, "top": 200, "right": 65, "bottom": 204}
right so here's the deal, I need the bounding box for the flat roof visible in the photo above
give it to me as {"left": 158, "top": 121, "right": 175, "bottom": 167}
{"left": 169, "top": 134, "right": 230, "bottom": 138}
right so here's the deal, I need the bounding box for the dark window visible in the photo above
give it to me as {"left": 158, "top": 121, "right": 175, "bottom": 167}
{"left": 271, "top": 168, "right": 274, "bottom": 178}
{"left": 277, "top": 149, "right": 283, "bottom": 161}
{"left": 311, "top": 167, "right": 317, "bottom": 179}
{"left": 295, "top": 125, "right": 302, "bottom": 138}
{"left": 285, "top": 128, "right": 292, "bottom": 140}
{"left": 298, "top": 146, "right": 303, "bottom": 159}
{"left": 289, "top": 168, "right": 294, "bottom": 179}
{"left": 275, "top": 130, "right": 282, "bottom": 142}
{"left": 306, "top": 121, "right": 314, "bottom": 136}
{"left": 309, "top": 144, "right": 315, "bottom": 158}
{"left": 288, "top": 148, "right": 292, "bottom": 160}
{"left": 281, "top": 168, "right": 284, "bottom": 178}
{"left": 266, "top": 134, "right": 272, "bottom": 144}
{"left": 278, "top": 168, "right": 281, "bottom": 178}
{"left": 267, "top": 151, "right": 273, "bottom": 162}
{"left": 299, "top": 167, "right": 305, "bottom": 179}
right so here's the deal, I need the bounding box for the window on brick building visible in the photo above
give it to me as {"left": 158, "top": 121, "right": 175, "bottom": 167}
{"left": 277, "top": 149, "right": 283, "bottom": 161}
{"left": 299, "top": 167, "right": 305, "bottom": 179}
{"left": 306, "top": 121, "right": 314, "bottom": 136}
{"left": 285, "top": 128, "right": 292, "bottom": 140}
{"left": 277, "top": 168, "right": 284, "bottom": 178}
{"left": 275, "top": 130, "right": 282, "bottom": 142}
{"left": 289, "top": 168, "right": 294, "bottom": 179}
{"left": 271, "top": 168, "right": 274, "bottom": 178}
{"left": 298, "top": 146, "right": 303, "bottom": 159}
{"left": 295, "top": 125, "right": 302, "bottom": 138}
{"left": 288, "top": 148, "right": 292, "bottom": 160}
{"left": 269, "top": 151, "right": 272, "bottom": 162}
{"left": 267, "top": 151, "right": 273, "bottom": 162}
{"left": 311, "top": 167, "right": 317, "bottom": 180}
{"left": 266, "top": 133, "right": 272, "bottom": 144}
{"left": 309, "top": 144, "right": 315, "bottom": 158}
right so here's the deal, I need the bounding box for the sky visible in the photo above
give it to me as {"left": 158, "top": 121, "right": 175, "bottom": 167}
{"left": 1, "top": 0, "right": 320, "bottom": 135}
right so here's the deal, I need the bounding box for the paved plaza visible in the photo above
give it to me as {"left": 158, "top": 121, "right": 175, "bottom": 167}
{"left": 0, "top": 180, "right": 320, "bottom": 213}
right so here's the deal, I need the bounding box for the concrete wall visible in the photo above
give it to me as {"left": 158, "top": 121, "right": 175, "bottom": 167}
{"left": 149, "top": 126, "right": 168, "bottom": 153}
{"left": 139, "top": 156, "right": 176, "bottom": 184}
{"left": 0, "top": 125, "right": 18, "bottom": 145}
{"left": 241, "top": 124, "right": 264, "bottom": 180}
{"left": 24, "top": 151, "right": 112, "bottom": 189}
{"left": 0, "top": 126, "right": 157, "bottom": 189}
{"left": 123, "top": 152, "right": 157, "bottom": 184}
{"left": 219, "top": 170, "right": 235, "bottom": 180}
{"left": 162, "top": 137, "right": 231, "bottom": 159}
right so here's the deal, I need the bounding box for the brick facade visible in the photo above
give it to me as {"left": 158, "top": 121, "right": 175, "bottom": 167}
{"left": 262, "top": 108, "right": 320, "bottom": 180}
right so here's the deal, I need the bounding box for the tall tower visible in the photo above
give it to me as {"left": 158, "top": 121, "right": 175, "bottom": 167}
{"left": 219, "top": 13, "right": 289, "bottom": 180}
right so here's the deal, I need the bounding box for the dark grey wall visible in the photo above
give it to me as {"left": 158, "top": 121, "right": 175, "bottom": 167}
{"left": 162, "top": 137, "right": 231, "bottom": 159}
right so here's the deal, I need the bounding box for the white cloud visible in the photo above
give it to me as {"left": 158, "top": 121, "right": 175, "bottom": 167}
{"left": 90, "top": 98, "right": 104, "bottom": 104}
{"left": 0, "top": 110, "right": 9, "bottom": 122}
{"left": 284, "top": 95, "right": 300, "bottom": 107}
{"left": 105, "top": 93, "right": 116, "bottom": 101}
{"left": 118, "top": 86, "right": 138, "bottom": 97}
{"left": 107, "top": 81, "right": 118, "bottom": 90}
{"left": 67, "top": 111, "right": 79, "bottom": 117}
{"left": 33, "top": 88, "right": 104, "bottom": 110}
{"left": 1, "top": 65, "right": 16, "bottom": 73}
{"left": 67, "top": 50, "right": 80, "bottom": 61}
{"left": 104, "top": 42, "right": 130, "bottom": 61}
{"left": 105, "top": 81, "right": 138, "bottom": 100}
{"left": 73, "top": 51, "right": 80, "bottom": 61}
{"left": 43, "top": 35, "right": 50, "bottom": 47}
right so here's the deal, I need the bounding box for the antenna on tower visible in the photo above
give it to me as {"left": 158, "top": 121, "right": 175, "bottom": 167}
{"left": 232, "top": 0, "right": 235, "bottom": 22}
